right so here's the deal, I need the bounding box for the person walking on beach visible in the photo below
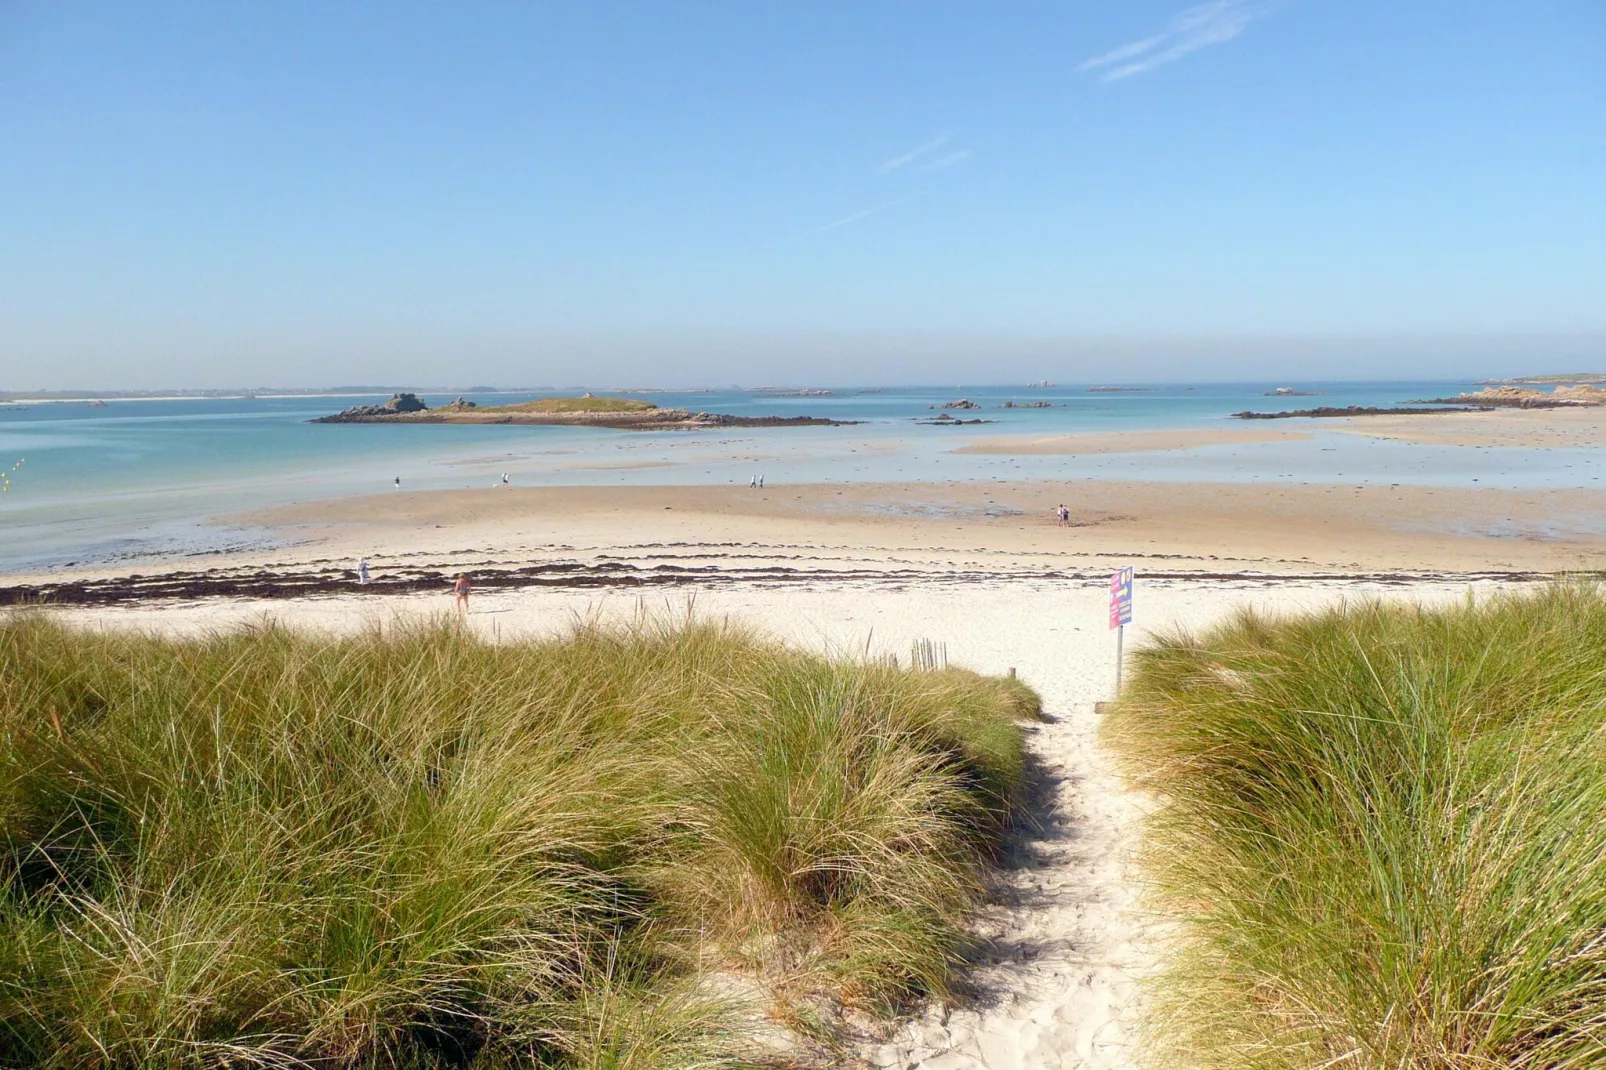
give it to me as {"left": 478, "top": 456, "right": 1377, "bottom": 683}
{"left": 758, "top": 474, "right": 764, "bottom": 489}
{"left": 749, "top": 475, "right": 757, "bottom": 489}
{"left": 394, "top": 476, "right": 401, "bottom": 490}
{"left": 1056, "top": 503, "right": 1069, "bottom": 526}
{"left": 357, "top": 558, "right": 370, "bottom": 584}
{"left": 501, "top": 472, "right": 509, "bottom": 487}
{"left": 452, "top": 573, "right": 471, "bottom": 613}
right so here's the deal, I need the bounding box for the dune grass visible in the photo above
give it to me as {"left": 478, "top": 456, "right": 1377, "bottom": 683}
{"left": 484, "top": 397, "right": 658, "bottom": 414}
{"left": 0, "top": 613, "right": 1037, "bottom": 1068}
{"left": 1103, "top": 585, "right": 1606, "bottom": 1069}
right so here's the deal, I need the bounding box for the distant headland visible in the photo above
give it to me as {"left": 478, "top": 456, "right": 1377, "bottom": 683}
{"left": 311, "top": 393, "right": 856, "bottom": 430}
{"left": 1410, "top": 385, "right": 1606, "bottom": 409}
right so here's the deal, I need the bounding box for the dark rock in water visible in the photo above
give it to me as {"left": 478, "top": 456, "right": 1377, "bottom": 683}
{"left": 313, "top": 393, "right": 428, "bottom": 422}
{"left": 919, "top": 414, "right": 993, "bottom": 425}
{"left": 1233, "top": 405, "right": 1491, "bottom": 420}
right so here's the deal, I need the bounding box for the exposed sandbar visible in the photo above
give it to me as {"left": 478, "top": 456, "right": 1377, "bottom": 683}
{"left": 1334, "top": 406, "right": 1606, "bottom": 449}
{"left": 12, "top": 479, "right": 1605, "bottom": 603}
{"left": 953, "top": 428, "right": 1310, "bottom": 455}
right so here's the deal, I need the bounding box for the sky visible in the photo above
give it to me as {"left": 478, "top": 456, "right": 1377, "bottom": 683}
{"left": 1, "top": 0, "right": 1603, "bottom": 389}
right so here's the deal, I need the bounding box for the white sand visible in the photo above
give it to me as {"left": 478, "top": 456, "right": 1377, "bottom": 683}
{"left": 52, "top": 576, "right": 1493, "bottom": 1069}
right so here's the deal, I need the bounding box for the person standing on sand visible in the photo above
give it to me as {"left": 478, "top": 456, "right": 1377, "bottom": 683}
{"left": 357, "top": 558, "right": 370, "bottom": 584}
{"left": 749, "top": 475, "right": 757, "bottom": 488}
{"left": 452, "top": 573, "right": 471, "bottom": 612}
{"left": 394, "top": 476, "right": 401, "bottom": 490}
{"left": 758, "top": 475, "right": 764, "bottom": 488}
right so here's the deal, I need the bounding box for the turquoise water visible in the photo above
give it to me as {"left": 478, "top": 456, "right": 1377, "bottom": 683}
{"left": 3, "top": 381, "right": 1601, "bottom": 573}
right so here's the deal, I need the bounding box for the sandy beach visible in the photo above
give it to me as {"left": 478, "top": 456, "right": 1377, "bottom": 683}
{"left": 8, "top": 414, "right": 1601, "bottom": 1068}
{"left": 39, "top": 575, "right": 1497, "bottom": 1069}
{"left": 1330, "top": 404, "right": 1606, "bottom": 449}
{"left": 12, "top": 450, "right": 1586, "bottom": 1066}
{"left": 11, "top": 472, "right": 1606, "bottom": 602}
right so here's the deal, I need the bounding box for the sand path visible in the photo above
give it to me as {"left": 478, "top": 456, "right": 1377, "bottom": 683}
{"left": 50, "top": 577, "right": 1490, "bottom": 1069}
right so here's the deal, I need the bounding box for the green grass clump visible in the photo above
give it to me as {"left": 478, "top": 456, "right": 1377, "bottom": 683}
{"left": 1103, "top": 585, "right": 1606, "bottom": 1070}
{"left": 485, "top": 397, "right": 659, "bottom": 414}
{"left": 0, "top": 614, "right": 1035, "bottom": 1068}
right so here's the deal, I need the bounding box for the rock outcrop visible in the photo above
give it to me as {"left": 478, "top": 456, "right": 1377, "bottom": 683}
{"left": 314, "top": 393, "right": 429, "bottom": 422}
{"left": 1413, "top": 386, "right": 1606, "bottom": 409}
{"left": 1233, "top": 405, "right": 1491, "bottom": 420}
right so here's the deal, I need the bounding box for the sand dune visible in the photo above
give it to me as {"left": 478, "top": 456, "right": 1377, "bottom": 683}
{"left": 45, "top": 577, "right": 1497, "bottom": 1069}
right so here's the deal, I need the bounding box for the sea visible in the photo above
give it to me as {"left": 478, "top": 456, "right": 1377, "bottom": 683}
{"left": 3, "top": 381, "right": 1601, "bottom": 574}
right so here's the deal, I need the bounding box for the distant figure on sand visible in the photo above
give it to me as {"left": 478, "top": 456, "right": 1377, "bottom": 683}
{"left": 749, "top": 475, "right": 757, "bottom": 488}
{"left": 758, "top": 475, "right": 764, "bottom": 488}
{"left": 394, "top": 477, "right": 401, "bottom": 490}
{"left": 501, "top": 472, "right": 509, "bottom": 486}
{"left": 357, "top": 558, "right": 370, "bottom": 584}
{"left": 1056, "top": 504, "right": 1069, "bottom": 526}
{"left": 452, "top": 573, "right": 471, "bottom": 612}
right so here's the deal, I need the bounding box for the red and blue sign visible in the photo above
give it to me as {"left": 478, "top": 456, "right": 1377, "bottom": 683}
{"left": 1109, "top": 567, "right": 1133, "bottom": 630}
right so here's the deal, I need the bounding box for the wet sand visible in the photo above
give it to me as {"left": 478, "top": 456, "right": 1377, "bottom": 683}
{"left": 953, "top": 429, "right": 1311, "bottom": 455}
{"left": 1333, "top": 405, "right": 1606, "bottom": 449}
{"left": 241, "top": 479, "right": 1606, "bottom": 577}
{"left": 7, "top": 479, "right": 1605, "bottom": 606}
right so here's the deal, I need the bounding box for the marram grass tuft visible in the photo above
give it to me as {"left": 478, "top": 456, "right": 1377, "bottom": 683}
{"left": 0, "top": 612, "right": 1036, "bottom": 1068}
{"left": 1103, "top": 585, "right": 1606, "bottom": 1070}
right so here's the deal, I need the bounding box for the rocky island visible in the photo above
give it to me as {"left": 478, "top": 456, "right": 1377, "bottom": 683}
{"left": 313, "top": 394, "right": 856, "bottom": 429}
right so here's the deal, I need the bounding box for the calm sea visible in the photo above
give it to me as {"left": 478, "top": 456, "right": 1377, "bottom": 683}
{"left": 3, "top": 381, "right": 1601, "bottom": 574}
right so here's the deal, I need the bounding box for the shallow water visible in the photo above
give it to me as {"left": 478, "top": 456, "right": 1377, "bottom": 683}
{"left": 3, "top": 381, "right": 1600, "bottom": 573}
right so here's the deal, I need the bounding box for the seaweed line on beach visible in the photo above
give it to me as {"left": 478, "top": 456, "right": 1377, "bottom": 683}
{"left": 0, "top": 562, "right": 1573, "bottom": 608}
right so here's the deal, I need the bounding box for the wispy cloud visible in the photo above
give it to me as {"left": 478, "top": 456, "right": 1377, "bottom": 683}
{"left": 1079, "top": 1, "right": 1267, "bottom": 82}
{"left": 877, "top": 132, "right": 951, "bottom": 173}
{"left": 922, "top": 150, "right": 970, "bottom": 173}
{"left": 816, "top": 194, "right": 919, "bottom": 232}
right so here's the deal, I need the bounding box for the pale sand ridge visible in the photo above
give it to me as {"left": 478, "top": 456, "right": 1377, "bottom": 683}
{"left": 952, "top": 429, "right": 1311, "bottom": 455}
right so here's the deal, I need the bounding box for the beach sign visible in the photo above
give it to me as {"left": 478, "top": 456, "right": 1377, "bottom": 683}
{"left": 1109, "top": 566, "right": 1133, "bottom": 630}
{"left": 1109, "top": 566, "right": 1133, "bottom": 696}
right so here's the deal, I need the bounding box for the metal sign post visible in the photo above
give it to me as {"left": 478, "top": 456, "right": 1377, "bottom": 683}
{"left": 1109, "top": 566, "right": 1134, "bottom": 696}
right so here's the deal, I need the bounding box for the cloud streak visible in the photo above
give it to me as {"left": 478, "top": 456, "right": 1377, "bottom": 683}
{"left": 816, "top": 195, "right": 919, "bottom": 232}
{"left": 923, "top": 150, "right": 970, "bottom": 173}
{"left": 1080, "top": 1, "right": 1266, "bottom": 82}
{"left": 877, "top": 132, "right": 951, "bottom": 172}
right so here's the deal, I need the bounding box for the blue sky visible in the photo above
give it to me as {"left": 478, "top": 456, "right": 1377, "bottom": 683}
{"left": 1, "top": 1, "right": 1602, "bottom": 388}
